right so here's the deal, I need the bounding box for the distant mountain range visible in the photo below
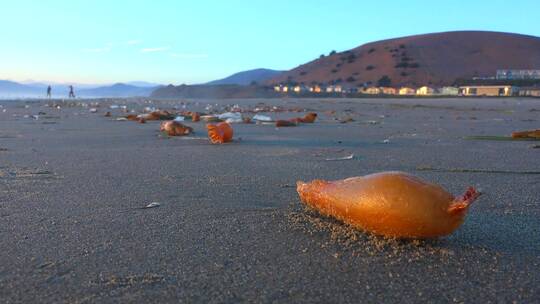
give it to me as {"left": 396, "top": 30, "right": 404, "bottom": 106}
{"left": 0, "top": 80, "right": 48, "bottom": 97}
{"left": 150, "top": 68, "right": 285, "bottom": 98}
{"left": 0, "top": 80, "right": 162, "bottom": 98}
{"left": 124, "top": 81, "right": 163, "bottom": 88}
{"left": 268, "top": 31, "right": 540, "bottom": 87}
{"left": 151, "top": 84, "right": 278, "bottom": 99}
{"left": 77, "top": 83, "right": 160, "bottom": 97}
{"left": 205, "top": 68, "right": 283, "bottom": 85}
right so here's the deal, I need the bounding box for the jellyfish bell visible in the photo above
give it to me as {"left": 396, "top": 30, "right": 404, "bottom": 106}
{"left": 144, "top": 110, "right": 175, "bottom": 121}
{"left": 299, "top": 112, "right": 317, "bottom": 123}
{"left": 207, "top": 122, "right": 233, "bottom": 144}
{"left": 297, "top": 171, "right": 481, "bottom": 239}
{"left": 511, "top": 129, "right": 540, "bottom": 139}
{"left": 126, "top": 114, "right": 138, "bottom": 121}
{"left": 191, "top": 112, "right": 201, "bottom": 122}
{"left": 160, "top": 121, "right": 193, "bottom": 136}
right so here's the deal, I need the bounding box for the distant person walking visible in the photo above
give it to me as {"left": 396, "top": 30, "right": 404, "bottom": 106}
{"left": 68, "top": 85, "right": 75, "bottom": 98}
{"left": 46, "top": 85, "right": 52, "bottom": 99}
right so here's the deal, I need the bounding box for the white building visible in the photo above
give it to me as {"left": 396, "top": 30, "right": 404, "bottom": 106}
{"left": 399, "top": 87, "right": 416, "bottom": 95}
{"left": 439, "top": 87, "right": 460, "bottom": 96}
{"left": 460, "top": 85, "right": 517, "bottom": 96}
{"left": 326, "top": 85, "right": 342, "bottom": 93}
{"left": 416, "top": 86, "right": 435, "bottom": 95}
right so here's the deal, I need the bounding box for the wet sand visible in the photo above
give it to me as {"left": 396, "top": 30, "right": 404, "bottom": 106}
{"left": 0, "top": 97, "right": 539, "bottom": 303}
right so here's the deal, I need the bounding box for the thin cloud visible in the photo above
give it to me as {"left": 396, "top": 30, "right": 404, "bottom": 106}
{"left": 170, "top": 53, "right": 209, "bottom": 59}
{"left": 82, "top": 47, "right": 111, "bottom": 53}
{"left": 127, "top": 40, "right": 142, "bottom": 45}
{"left": 141, "top": 47, "right": 170, "bottom": 53}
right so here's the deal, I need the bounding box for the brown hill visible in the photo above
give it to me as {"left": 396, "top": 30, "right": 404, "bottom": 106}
{"left": 268, "top": 31, "right": 540, "bottom": 87}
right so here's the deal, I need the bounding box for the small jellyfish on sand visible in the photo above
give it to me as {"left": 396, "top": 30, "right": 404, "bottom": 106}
{"left": 207, "top": 122, "right": 233, "bottom": 144}
{"left": 160, "top": 121, "right": 193, "bottom": 136}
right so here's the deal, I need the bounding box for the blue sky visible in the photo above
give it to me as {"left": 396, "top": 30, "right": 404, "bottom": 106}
{"left": 1, "top": 0, "right": 539, "bottom": 85}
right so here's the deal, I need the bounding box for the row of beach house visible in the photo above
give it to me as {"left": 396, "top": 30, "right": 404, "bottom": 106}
{"left": 273, "top": 84, "right": 540, "bottom": 97}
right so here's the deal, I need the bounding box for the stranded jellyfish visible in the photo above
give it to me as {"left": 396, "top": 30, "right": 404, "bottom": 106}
{"left": 297, "top": 171, "right": 481, "bottom": 238}
{"left": 298, "top": 112, "right": 317, "bottom": 123}
{"left": 207, "top": 122, "right": 233, "bottom": 144}
{"left": 125, "top": 114, "right": 138, "bottom": 121}
{"left": 288, "top": 113, "right": 318, "bottom": 124}
{"left": 512, "top": 129, "right": 540, "bottom": 139}
{"left": 160, "top": 121, "right": 193, "bottom": 136}
{"left": 191, "top": 112, "right": 201, "bottom": 122}
{"left": 275, "top": 113, "right": 318, "bottom": 127}
{"left": 144, "top": 110, "right": 175, "bottom": 121}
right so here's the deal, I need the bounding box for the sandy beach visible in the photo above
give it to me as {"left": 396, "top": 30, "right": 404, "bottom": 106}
{"left": 0, "top": 97, "right": 539, "bottom": 303}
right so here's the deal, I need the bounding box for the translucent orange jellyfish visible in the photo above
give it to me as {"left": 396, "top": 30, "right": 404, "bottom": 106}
{"left": 298, "top": 112, "right": 317, "bottom": 123}
{"left": 145, "top": 110, "right": 174, "bottom": 121}
{"left": 207, "top": 122, "right": 233, "bottom": 144}
{"left": 125, "top": 114, "right": 139, "bottom": 121}
{"left": 297, "top": 171, "right": 481, "bottom": 238}
{"left": 191, "top": 112, "right": 200, "bottom": 122}
{"left": 160, "top": 121, "right": 193, "bottom": 136}
{"left": 511, "top": 129, "right": 540, "bottom": 139}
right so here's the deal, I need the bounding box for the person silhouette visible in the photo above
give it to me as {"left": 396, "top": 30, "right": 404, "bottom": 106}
{"left": 46, "top": 86, "right": 52, "bottom": 99}
{"left": 69, "top": 85, "right": 75, "bottom": 98}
